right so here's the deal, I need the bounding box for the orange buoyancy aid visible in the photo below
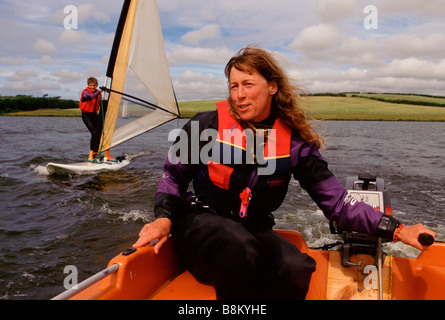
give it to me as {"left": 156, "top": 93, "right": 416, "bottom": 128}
{"left": 79, "top": 87, "right": 101, "bottom": 113}
{"left": 215, "top": 100, "right": 291, "bottom": 163}
{"left": 193, "top": 100, "right": 293, "bottom": 220}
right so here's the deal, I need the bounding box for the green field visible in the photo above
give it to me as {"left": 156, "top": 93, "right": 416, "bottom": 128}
{"left": 302, "top": 95, "right": 445, "bottom": 121}
{"left": 4, "top": 93, "right": 445, "bottom": 121}
{"left": 178, "top": 94, "right": 445, "bottom": 121}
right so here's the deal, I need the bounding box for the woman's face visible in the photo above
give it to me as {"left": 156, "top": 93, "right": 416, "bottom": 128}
{"left": 229, "top": 66, "right": 277, "bottom": 122}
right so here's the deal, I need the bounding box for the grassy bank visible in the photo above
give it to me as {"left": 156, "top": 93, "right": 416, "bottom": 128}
{"left": 4, "top": 94, "right": 445, "bottom": 121}
{"left": 302, "top": 95, "right": 445, "bottom": 121}
{"left": 6, "top": 108, "right": 82, "bottom": 117}
{"left": 178, "top": 94, "right": 445, "bottom": 121}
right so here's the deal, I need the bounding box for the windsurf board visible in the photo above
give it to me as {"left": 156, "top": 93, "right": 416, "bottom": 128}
{"left": 47, "top": 159, "right": 130, "bottom": 175}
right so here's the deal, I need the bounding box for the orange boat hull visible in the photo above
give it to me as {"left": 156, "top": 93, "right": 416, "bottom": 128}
{"left": 68, "top": 229, "right": 445, "bottom": 300}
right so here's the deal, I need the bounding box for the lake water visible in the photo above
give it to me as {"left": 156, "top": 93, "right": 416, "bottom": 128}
{"left": 1, "top": 116, "right": 444, "bottom": 300}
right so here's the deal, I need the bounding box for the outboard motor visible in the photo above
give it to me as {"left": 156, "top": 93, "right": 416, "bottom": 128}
{"left": 329, "top": 174, "right": 391, "bottom": 267}
{"left": 328, "top": 174, "right": 434, "bottom": 299}
{"left": 345, "top": 174, "right": 392, "bottom": 215}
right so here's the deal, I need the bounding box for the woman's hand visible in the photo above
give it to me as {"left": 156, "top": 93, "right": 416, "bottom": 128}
{"left": 397, "top": 223, "right": 436, "bottom": 251}
{"left": 132, "top": 218, "right": 172, "bottom": 254}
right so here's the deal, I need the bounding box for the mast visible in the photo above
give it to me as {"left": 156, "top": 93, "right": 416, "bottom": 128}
{"left": 101, "top": 0, "right": 138, "bottom": 151}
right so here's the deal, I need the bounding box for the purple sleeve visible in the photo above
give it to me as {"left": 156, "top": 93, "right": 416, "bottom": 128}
{"left": 305, "top": 176, "right": 383, "bottom": 235}
{"left": 290, "top": 136, "right": 383, "bottom": 235}
{"left": 155, "top": 156, "right": 198, "bottom": 200}
{"left": 82, "top": 89, "right": 101, "bottom": 101}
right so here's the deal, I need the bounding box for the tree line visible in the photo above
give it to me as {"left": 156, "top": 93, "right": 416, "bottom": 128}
{"left": 351, "top": 94, "right": 445, "bottom": 108}
{"left": 0, "top": 95, "right": 78, "bottom": 114}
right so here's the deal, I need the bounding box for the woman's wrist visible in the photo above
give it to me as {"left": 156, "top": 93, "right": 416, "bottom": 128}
{"left": 393, "top": 224, "right": 405, "bottom": 243}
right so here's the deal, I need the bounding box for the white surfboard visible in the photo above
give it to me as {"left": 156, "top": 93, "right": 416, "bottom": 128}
{"left": 47, "top": 159, "right": 130, "bottom": 175}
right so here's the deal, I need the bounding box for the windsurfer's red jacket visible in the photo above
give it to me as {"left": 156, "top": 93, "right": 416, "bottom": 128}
{"left": 79, "top": 87, "right": 101, "bottom": 113}
{"left": 155, "top": 101, "right": 398, "bottom": 239}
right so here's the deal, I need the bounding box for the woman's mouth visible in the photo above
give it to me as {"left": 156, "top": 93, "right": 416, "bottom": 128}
{"left": 237, "top": 104, "right": 249, "bottom": 111}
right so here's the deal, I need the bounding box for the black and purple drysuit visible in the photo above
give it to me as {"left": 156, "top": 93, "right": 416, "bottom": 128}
{"left": 153, "top": 102, "right": 399, "bottom": 300}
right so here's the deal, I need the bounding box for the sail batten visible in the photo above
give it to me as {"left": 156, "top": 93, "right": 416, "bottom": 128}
{"left": 101, "top": 0, "right": 179, "bottom": 151}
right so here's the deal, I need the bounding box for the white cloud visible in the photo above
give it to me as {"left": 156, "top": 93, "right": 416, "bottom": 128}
{"left": 181, "top": 24, "right": 221, "bottom": 45}
{"left": 379, "top": 58, "right": 445, "bottom": 81}
{"left": 4, "top": 81, "right": 61, "bottom": 93}
{"left": 51, "top": 69, "right": 82, "bottom": 83}
{"left": 383, "top": 34, "right": 445, "bottom": 60}
{"left": 0, "top": 57, "right": 31, "bottom": 65}
{"left": 378, "top": 0, "right": 445, "bottom": 19}
{"left": 317, "top": 0, "right": 356, "bottom": 22}
{"left": 167, "top": 45, "right": 234, "bottom": 66}
{"left": 58, "top": 29, "right": 88, "bottom": 44}
{"left": 39, "top": 55, "right": 52, "bottom": 65}
{"left": 76, "top": 3, "right": 111, "bottom": 25}
{"left": 173, "top": 70, "right": 227, "bottom": 101}
{"left": 335, "top": 37, "right": 382, "bottom": 68}
{"left": 293, "top": 56, "right": 445, "bottom": 95}
{"left": 289, "top": 24, "right": 342, "bottom": 55}
{"left": 51, "top": 3, "right": 111, "bottom": 26}
{"left": 6, "top": 70, "right": 38, "bottom": 82}
{"left": 1, "top": 0, "right": 445, "bottom": 99}
{"left": 33, "top": 39, "right": 57, "bottom": 54}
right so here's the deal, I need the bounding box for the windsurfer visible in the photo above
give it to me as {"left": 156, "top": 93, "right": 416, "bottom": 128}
{"left": 79, "top": 77, "right": 115, "bottom": 162}
{"left": 133, "top": 46, "right": 436, "bottom": 300}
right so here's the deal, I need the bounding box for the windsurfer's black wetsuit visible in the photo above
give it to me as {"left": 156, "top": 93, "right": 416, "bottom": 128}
{"left": 79, "top": 89, "right": 102, "bottom": 153}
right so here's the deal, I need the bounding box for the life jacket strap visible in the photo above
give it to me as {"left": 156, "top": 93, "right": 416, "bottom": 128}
{"left": 239, "top": 187, "right": 252, "bottom": 218}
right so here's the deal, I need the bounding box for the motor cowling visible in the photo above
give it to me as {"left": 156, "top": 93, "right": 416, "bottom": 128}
{"left": 330, "top": 174, "right": 392, "bottom": 267}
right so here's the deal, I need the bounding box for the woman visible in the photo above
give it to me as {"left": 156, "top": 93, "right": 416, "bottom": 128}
{"left": 133, "top": 46, "right": 435, "bottom": 299}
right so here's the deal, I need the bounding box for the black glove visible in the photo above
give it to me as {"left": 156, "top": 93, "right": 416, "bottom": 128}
{"left": 375, "top": 214, "right": 401, "bottom": 240}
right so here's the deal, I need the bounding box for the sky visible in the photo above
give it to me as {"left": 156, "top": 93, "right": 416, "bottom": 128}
{"left": 1, "top": 0, "right": 444, "bottom": 101}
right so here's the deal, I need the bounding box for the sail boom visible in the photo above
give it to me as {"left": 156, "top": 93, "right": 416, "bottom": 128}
{"left": 110, "top": 110, "right": 177, "bottom": 149}
{"left": 106, "top": 87, "right": 180, "bottom": 118}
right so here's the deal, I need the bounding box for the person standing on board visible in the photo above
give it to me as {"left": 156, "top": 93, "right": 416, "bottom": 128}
{"left": 79, "top": 77, "right": 115, "bottom": 162}
{"left": 133, "top": 46, "right": 436, "bottom": 299}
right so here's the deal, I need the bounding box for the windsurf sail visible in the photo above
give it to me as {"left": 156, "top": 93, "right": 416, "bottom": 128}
{"left": 100, "top": 0, "right": 180, "bottom": 151}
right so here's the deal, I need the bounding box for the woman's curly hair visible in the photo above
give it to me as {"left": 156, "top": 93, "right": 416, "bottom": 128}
{"left": 225, "top": 46, "right": 324, "bottom": 150}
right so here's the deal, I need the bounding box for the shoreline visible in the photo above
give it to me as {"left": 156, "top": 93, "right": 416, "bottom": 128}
{"left": 3, "top": 95, "right": 445, "bottom": 122}
{"left": 4, "top": 113, "right": 444, "bottom": 122}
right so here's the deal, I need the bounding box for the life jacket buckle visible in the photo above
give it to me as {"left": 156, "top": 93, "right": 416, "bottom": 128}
{"left": 239, "top": 187, "right": 252, "bottom": 218}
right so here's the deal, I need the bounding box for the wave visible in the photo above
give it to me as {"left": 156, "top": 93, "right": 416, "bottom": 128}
{"left": 100, "top": 203, "right": 154, "bottom": 223}
{"left": 31, "top": 164, "right": 50, "bottom": 176}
